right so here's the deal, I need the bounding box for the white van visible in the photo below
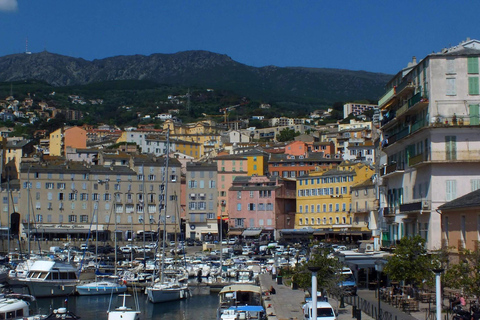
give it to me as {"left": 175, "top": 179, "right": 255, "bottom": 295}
{"left": 302, "top": 300, "right": 337, "bottom": 320}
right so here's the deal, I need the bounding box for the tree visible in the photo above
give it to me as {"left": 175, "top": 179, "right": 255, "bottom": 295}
{"left": 444, "top": 247, "right": 480, "bottom": 297}
{"left": 383, "top": 235, "right": 435, "bottom": 286}
{"left": 277, "top": 128, "right": 300, "bottom": 142}
{"left": 290, "top": 246, "right": 342, "bottom": 295}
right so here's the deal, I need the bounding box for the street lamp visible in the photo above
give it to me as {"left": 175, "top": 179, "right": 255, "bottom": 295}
{"left": 338, "top": 253, "right": 346, "bottom": 308}
{"left": 308, "top": 266, "right": 321, "bottom": 320}
{"left": 375, "top": 259, "right": 385, "bottom": 320}
{"left": 432, "top": 268, "right": 444, "bottom": 320}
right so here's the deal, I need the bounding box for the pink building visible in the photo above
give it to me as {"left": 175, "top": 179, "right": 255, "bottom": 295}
{"left": 227, "top": 175, "right": 296, "bottom": 239}
{"left": 213, "top": 154, "right": 248, "bottom": 220}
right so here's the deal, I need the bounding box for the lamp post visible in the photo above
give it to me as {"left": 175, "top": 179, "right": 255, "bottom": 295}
{"left": 308, "top": 266, "right": 321, "bottom": 320}
{"left": 338, "top": 253, "right": 346, "bottom": 308}
{"left": 375, "top": 259, "right": 385, "bottom": 320}
{"left": 432, "top": 268, "right": 444, "bottom": 320}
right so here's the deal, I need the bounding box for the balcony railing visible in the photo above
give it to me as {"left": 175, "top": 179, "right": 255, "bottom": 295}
{"left": 396, "top": 81, "right": 415, "bottom": 96}
{"left": 411, "top": 119, "right": 426, "bottom": 133}
{"left": 399, "top": 201, "right": 422, "bottom": 212}
{"left": 408, "top": 153, "right": 426, "bottom": 166}
{"left": 396, "top": 101, "right": 409, "bottom": 117}
{"left": 379, "top": 87, "right": 396, "bottom": 108}
{"left": 381, "top": 162, "right": 404, "bottom": 176}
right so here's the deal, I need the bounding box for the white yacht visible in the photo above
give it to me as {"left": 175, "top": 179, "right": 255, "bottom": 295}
{"left": 76, "top": 276, "right": 127, "bottom": 296}
{"left": 107, "top": 294, "right": 141, "bottom": 320}
{"left": 216, "top": 284, "right": 264, "bottom": 320}
{"left": 9, "top": 260, "right": 79, "bottom": 297}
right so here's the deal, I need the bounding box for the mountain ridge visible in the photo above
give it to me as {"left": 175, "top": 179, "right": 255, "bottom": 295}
{"left": 0, "top": 50, "right": 391, "bottom": 105}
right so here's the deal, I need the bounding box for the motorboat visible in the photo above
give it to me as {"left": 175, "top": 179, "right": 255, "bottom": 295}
{"left": 146, "top": 280, "right": 190, "bottom": 303}
{"left": 76, "top": 276, "right": 127, "bottom": 296}
{"left": 8, "top": 260, "right": 79, "bottom": 297}
{"left": 216, "top": 284, "right": 263, "bottom": 320}
{"left": 107, "top": 294, "right": 140, "bottom": 320}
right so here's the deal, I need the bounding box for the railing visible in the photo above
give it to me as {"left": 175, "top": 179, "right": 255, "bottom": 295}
{"left": 396, "top": 126, "right": 410, "bottom": 140}
{"left": 411, "top": 119, "right": 426, "bottom": 133}
{"left": 430, "top": 150, "right": 480, "bottom": 162}
{"left": 395, "top": 101, "right": 409, "bottom": 117}
{"left": 396, "top": 81, "right": 415, "bottom": 95}
{"left": 379, "top": 87, "right": 396, "bottom": 108}
{"left": 408, "top": 153, "right": 426, "bottom": 166}
{"left": 344, "top": 295, "right": 395, "bottom": 320}
{"left": 382, "top": 162, "right": 404, "bottom": 176}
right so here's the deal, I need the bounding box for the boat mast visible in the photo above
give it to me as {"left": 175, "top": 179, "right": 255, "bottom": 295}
{"left": 142, "top": 164, "right": 146, "bottom": 269}
{"left": 160, "top": 131, "right": 170, "bottom": 284}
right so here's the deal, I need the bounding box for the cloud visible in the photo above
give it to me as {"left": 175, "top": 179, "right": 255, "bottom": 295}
{"left": 0, "top": 0, "right": 18, "bottom": 12}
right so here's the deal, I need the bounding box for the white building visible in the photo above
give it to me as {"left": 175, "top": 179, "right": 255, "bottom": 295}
{"left": 343, "top": 103, "right": 378, "bottom": 119}
{"left": 379, "top": 38, "right": 480, "bottom": 250}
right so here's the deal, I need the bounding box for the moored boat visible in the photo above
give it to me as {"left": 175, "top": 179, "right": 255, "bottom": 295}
{"left": 216, "top": 284, "right": 263, "bottom": 320}
{"left": 107, "top": 294, "right": 140, "bottom": 320}
{"left": 8, "top": 260, "right": 79, "bottom": 298}
{"left": 76, "top": 276, "right": 127, "bottom": 296}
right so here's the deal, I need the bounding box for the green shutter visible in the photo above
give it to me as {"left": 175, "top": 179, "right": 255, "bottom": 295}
{"left": 469, "top": 77, "right": 479, "bottom": 95}
{"left": 468, "top": 57, "right": 479, "bottom": 74}
{"left": 470, "top": 104, "right": 480, "bottom": 125}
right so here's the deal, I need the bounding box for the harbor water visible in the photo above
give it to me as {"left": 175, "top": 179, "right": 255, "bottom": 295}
{"left": 32, "top": 292, "right": 218, "bottom": 320}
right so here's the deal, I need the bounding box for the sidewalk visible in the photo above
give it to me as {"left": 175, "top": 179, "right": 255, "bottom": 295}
{"left": 258, "top": 273, "right": 376, "bottom": 320}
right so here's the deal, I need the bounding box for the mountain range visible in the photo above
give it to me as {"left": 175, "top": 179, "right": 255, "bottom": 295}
{"left": 0, "top": 50, "right": 392, "bottom": 105}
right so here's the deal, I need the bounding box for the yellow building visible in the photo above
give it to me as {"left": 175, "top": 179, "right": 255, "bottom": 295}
{"left": 172, "top": 139, "right": 202, "bottom": 159}
{"left": 49, "top": 128, "right": 63, "bottom": 156}
{"left": 295, "top": 161, "right": 374, "bottom": 232}
{"left": 243, "top": 150, "right": 269, "bottom": 176}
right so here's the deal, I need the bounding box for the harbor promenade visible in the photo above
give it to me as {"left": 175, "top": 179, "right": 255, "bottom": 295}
{"left": 258, "top": 273, "right": 435, "bottom": 320}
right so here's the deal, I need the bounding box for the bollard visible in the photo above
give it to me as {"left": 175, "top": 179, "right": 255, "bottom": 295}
{"left": 352, "top": 305, "right": 357, "bottom": 318}
{"left": 272, "top": 273, "right": 276, "bottom": 280}
{"left": 356, "top": 309, "right": 362, "bottom": 320}
{"left": 277, "top": 276, "right": 283, "bottom": 285}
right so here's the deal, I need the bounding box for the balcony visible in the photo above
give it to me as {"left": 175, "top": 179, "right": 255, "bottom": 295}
{"left": 379, "top": 87, "right": 396, "bottom": 109}
{"left": 399, "top": 201, "right": 422, "bottom": 213}
{"left": 395, "top": 81, "right": 415, "bottom": 96}
{"left": 381, "top": 162, "right": 404, "bottom": 177}
{"left": 395, "top": 101, "right": 409, "bottom": 118}
{"left": 408, "top": 153, "right": 426, "bottom": 166}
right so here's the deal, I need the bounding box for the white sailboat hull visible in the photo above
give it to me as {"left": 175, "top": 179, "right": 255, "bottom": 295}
{"left": 146, "top": 285, "right": 189, "bottom": 303}
{"left": 108, "top": 309, "right": 140, "bottom": 320}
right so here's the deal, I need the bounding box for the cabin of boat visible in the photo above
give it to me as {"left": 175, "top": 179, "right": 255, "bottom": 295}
{"left": 0, "top": 295, "right": 29, "bottom": 320}
{"left": 217, "top": 284, "right": 263, "bottom": 319}
{"left": 9, "top": 261, "right": 79, "bottom": 297}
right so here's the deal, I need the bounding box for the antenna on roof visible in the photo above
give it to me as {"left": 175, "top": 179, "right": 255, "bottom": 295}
{"left": 25, "top": 37, "right": 32, "bottom": 55}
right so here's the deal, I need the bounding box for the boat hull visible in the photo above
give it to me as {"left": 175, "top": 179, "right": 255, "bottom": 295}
{"left": 76, "top": 284, "right": 127, "bottom": 296}
{"left": 146, "top": 286, "right": 189, "bottom": 303}
{"left": 9, "top": 279, "right": 78, "bottom": 297}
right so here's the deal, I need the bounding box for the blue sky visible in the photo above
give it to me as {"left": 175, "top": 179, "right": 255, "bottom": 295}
{"left": 1, "top": 0, "right": 479, "bottom": 74}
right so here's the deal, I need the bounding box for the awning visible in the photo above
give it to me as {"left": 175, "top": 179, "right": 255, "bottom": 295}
{"left": 31, "top": 227, "right": 91, "bottom": 234}
{"left": 228, "top": 230, "right": 243, "bottom": 236}
{"left": 242, "top": 229, "right": 262, "bottom": 237}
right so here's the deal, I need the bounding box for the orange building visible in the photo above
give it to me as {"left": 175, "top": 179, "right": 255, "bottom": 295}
{"left": 284, "top": 141, "right": 308, "bottom": 156}
{"left": 64, "top": 126, "right": 87, "bottom": 155}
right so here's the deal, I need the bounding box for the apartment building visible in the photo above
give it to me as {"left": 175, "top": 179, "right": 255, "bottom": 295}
{"left": 10, "top": 155, "right": 181, "bottom": 242}
{"left": 343, "top": 103, "right": 378, "bottom": 119}
{"left": 213, "top": 154, "right": 248, "bottom": 221}
{"left": 295, "top": 162, "right": 374, "bottom": 240}
{"left": 378, "top": 39, "right": 480, "bottom": 250}
{"left": 185, "top": 162, "right": 218, "bottom": 240}
{"left": 227, "top": 175, "right": 296, "bottom": 240}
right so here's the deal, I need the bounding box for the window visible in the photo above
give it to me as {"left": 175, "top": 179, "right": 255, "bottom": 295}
{"left": 305, "top": 205, "right": 308, "bottom": 213}
{"left": 468, "top": 57, "right": 479, "bottom": 74}
{"left": 68, "top": 215, "right": 77, "bottom": 223}
{"left": 237, "top": 191, "right": 242, "bottom": 199}
{"left": 45, "top": 183, "right": 54, "bottom": 189}
{"left": 237, "top": 203, "right": 242, "bottom": 211}
{"left": 299, "top": 218, "right": 303, "bottom": 225}
{"left": 299, "top": 205, "right": 303, "bottom": 213}
{"left": 446, "top": 78, "right": 456, "bottom": 96}
{"left": 470, "top": 104, "right": 480, "bottom": 125}
{"left": 469, "top": 77, "right": 479, "bottom": 95}
{"left": 446, "top": 58, "right": 455, "bottom": 74}
{"left": 36, "top": 214, "right": 43, "bottom": 222}
{"left": 446, "top": 180, "right": 457, "bottom": 201}
{"left": 472, "top": 179, "right": 480, "bottom": 191}
{"left": 57, "top": 183, "right": 65, "bottom": 189}
{"left": 80, "top": 215, "right": 88, "bottom": 223}
{"left": 445, "top": 136, "right": 457, "bottom": 160}
{"left": 248, "top": 203, "right": 255, "bottom": 211}
{"left": 266, "top": 203, "right": 273, "bottom": 211}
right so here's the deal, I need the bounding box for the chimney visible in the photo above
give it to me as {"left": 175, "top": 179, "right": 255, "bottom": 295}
{"left": 412, "top": 56, "right": 417, "bottom": 64}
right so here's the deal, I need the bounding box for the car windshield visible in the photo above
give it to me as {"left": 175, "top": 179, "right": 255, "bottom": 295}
{"left": 317, "top": 307, "right": 334, "bottom": 317}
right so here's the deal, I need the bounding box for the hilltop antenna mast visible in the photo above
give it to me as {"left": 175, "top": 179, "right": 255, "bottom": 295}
{"left": 25, "top": 38, "right": 31, "bottom": 55}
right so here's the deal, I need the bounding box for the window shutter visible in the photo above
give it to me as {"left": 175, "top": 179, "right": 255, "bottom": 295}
{"left": 469, "top": 77, "right": 480, "bottom": 95}
{"left": 468, "top": 57, "right": 479, "bottom": 74}
{"left": 470, "top": 104, "right": 480, "bottom": 125}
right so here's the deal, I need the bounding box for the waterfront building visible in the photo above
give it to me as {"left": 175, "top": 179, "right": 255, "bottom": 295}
{"left": 184, "top": 161, "right": 218, "bottom": 240}
{"left": 213, "top": 154, "right": 248, "bottom": 221}
{"left": 378, "top": 39, "right": 480, "bottom": 250}
{"left": 227, "top": 175, "right": 296, "bottom": 240}
{"left": 295, "top": 162, "right": 374, "bottom": 240}
{"left": 9, "top": 154, "right": 181, "bottom": 242}
{"left": 49, "top": 126, "right": 87, "bottom": 157}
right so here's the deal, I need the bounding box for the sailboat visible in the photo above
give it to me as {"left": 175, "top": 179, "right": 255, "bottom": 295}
{"left": 77, "top": 203, "right": 127, "bottom": 296}
{"left": 146, "top": 132, "right": 190, "bottom": 303}
{"left": 107, "top": 293, "right": 141, "bottom": 320}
